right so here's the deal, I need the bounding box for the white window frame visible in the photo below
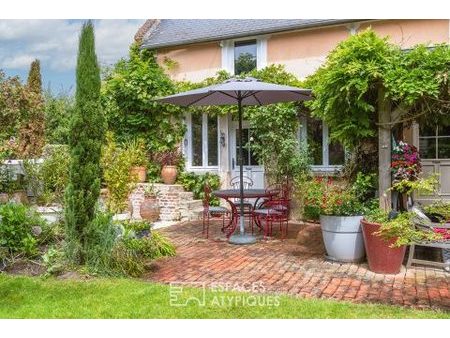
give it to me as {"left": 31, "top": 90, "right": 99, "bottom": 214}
{"left": 184, "top": 112, "right": 219, "bottom": 170}
{"left": 221, "top": 36, "right": 268, "bottom": 75}
{"left": 299, "top": 116, "right": 345, "bottom": 173}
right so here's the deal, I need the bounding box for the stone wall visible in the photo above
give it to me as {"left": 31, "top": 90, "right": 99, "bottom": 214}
{"left": 129, "top": 183, "right": 203, "bottom": 222}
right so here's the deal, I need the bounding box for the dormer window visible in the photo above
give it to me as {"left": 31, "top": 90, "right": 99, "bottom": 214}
{"left": 234, "top": 40, "right": 257, "bottom": 75}
{"left": 221, "top": 37, "right": 267, "bottom": 75}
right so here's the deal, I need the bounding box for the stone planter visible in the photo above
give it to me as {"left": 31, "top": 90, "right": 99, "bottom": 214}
{"left": 320, "top": 215, "right": 365, "bottom": 263}
{"left": 161, "top": 165, "right": 177, "bottom": 184}
{"left": 130, "top": 166, "right": 147, "bottom": 183}
{"left": 113, "top": 213, "right": 130, "bottom": 221}
{"left": 140, "top": 197, "right": 160, "bottom": 222}
{"left": 361, "top": 219, "right": 406, "bottom": 274}
{"left": 35, "top": 205, "right": 63, "bottom": 224}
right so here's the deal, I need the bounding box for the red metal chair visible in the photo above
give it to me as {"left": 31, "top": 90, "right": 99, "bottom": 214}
{"left": 202, "top": 184, "right": 230, "bottom": 239}
{"left": 253, "top": 198, "right": 290, "bottom": 240}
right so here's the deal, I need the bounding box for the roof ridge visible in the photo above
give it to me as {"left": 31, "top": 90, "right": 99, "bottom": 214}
{"left": 140, "top": 19, "right": 365, "bottom": 49}
{"left": 134, "top": 19, "right": 161, "bottom": 44}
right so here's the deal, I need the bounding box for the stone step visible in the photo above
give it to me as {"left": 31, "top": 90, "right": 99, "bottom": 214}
{"left": 186, "top": 199, "right": 203, "bottom": 210}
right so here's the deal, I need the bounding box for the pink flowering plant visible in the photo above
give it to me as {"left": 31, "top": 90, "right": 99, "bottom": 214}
{"left": 391, "top": 141, "right": 422, "bottom": 194}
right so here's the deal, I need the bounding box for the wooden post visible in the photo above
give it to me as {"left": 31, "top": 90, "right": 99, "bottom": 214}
{"left": 378, "top": 86, "right": 392, "bottom": 210}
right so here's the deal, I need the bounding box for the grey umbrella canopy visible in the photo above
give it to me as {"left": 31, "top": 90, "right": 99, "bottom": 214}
{"left": 157, "top": 77, "right": 312, "bottom": 244}
{"left": 158, "top": 77, "right": 311, "bottom": 107}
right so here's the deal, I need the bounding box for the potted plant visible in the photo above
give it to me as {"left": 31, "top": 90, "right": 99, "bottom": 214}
{"left": 140, "top": 184, "right": 160, "bottom": 222}
{"left": 127, "top": 138, "right": 148, "bottom": 183}
{"left": 155, "top": 148, "right": 182, "bottom": 185}
{"left": 361, "top": 209, "right": 440, "bottom": 274}
{"left": 390, "top": 141, "right": 422, "bottom": 210}
{"left": 320, "top": 184, "right": 365, "bottom": 262}
{"left": 318, "top": 177, "right": 366, "bottom": 263}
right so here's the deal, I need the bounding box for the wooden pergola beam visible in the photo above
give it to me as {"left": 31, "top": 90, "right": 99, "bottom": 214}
{"left": 378, "top": 86, "right": 392, "bottom": 210}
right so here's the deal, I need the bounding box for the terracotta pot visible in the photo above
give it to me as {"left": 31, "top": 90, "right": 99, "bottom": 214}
{"left": 140, "top": 197, "right": 160, "bottom": 222}
{"left": 361, "top": 219, "right": 406, "bottom": 274}
{"left": 130, "top": 166, "right": 147, "bottom": 183}
{"left": 0, "top": 193, "right": 9, "bottom": 204}
{"left": 161, "top": 165, "right": 177, "bottom": 184}
{"left": 12, "top": 191, "right": 28, "bottom": 204}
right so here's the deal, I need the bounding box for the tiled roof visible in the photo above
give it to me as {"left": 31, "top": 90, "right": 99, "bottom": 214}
{"left": 140, "top": 19, "right": 363, "bottom": 49}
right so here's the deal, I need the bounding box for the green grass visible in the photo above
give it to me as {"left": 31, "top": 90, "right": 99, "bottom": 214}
{"left": 0, "top": 274, "right": 448, "bottom": 318}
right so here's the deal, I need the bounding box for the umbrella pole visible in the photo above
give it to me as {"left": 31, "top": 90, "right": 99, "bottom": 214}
{"left": 229, "top": 96, "right": 256, "bottom": 245}
{"left": 238, "top": 97, "right": 245, "bottom": 235}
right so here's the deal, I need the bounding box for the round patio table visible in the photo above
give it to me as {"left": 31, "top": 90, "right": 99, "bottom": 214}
{"left": 213, "top": 189, "right": 280, "bottom": 237}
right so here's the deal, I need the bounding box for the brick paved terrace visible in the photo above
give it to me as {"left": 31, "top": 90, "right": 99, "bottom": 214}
{"left": 145, "top": 220, "right": 450, "bottom": 311}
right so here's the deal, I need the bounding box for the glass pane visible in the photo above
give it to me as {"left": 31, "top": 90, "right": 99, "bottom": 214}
{"left": 438, "top": 125, "right": 450, "bottom": 137}
{"left": 307, "top": 118, "right": 323, "bottom": 165}
{"left": 329, "top": 141, "right": 345, "bottom": 165}
{"left": 191, "top": 114, "right": 203, "bottom": 166}
{"left": 207, "top": 115, "right": 218, "bottom": 166}
{"left": 234, "top": 40, "right": 257, "bottom": 75}
{"left": 236, "top": 129, "right": 249, "bottom": 166}
{"left": 420, "top": 124, "right": 437, "bottom": 137}
{"left": 419, "top": 137, "right": 437, "bottom": 159}
{"left": 438, "top": 137, "right": 450, "bottom": 159}
{"left": 248, "top": 131, "right": 259, "bottom": 165}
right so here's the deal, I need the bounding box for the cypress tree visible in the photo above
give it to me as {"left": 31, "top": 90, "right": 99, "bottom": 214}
{"left": 64, "top": 21, "right": 105, "bottom": 263}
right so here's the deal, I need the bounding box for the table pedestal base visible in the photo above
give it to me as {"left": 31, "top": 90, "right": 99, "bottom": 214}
{"left": 228, "top": 233, "right": 256, "bottom": 245}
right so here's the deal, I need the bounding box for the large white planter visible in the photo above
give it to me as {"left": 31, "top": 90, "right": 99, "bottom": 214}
{"left": 320, "top": 215, "right": 365, "bottom": 263}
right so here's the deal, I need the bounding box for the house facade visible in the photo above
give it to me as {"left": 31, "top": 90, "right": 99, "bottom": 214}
{"left": 137, "top": 19, "right": 450, "bottom": 200}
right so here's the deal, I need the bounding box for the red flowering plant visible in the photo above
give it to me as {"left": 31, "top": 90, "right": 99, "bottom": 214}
{"left": 302, "top": 176, "right": 365, "bottom": 218}
{"left": 320, "top": 178, "right": 365, "bottom": 216}
{"left": 391, "top": 141, "right": 422, "bottom": 194}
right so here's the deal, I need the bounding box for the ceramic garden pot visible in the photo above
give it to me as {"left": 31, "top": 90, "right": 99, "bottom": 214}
{"left": 130, "top": 166, "right": 147, "bottom": 183}
{"left": 320, "top": 215, "right": 365, "bottom": 263}
{"left": 140, "top": 197, "right": 160, "bottom": 222}
{"left": 361, "top": 219, "right": 406, "bottom": 274}
{"left": 161, "top": 165, "right": 177, "bottom": 184}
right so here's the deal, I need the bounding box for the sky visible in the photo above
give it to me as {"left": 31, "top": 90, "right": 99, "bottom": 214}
{"left": 0, "top": 19, "right": 145, "bottom": 94}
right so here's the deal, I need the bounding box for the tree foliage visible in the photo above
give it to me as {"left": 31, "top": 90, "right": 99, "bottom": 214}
{"left": 245, "top": 65, "right": 311, "bottom": 182}
{"left": 0, "top": 70, "right": 45, "bottom": 159}
{"left": 27, "top": 59, "right": 43, "bottom": 94}
{"left": 306, "top": 29, "right": 450, "bottom": 149}
{"left": 18, "top": 59, "right": 46, "bottom": 157}
{"left": 44, "top": 92, "right": 73, "bottom": 145}
{"left": 64, "top": 21, "right": 105, "bottom": 264}
{"left": 102, "top": 43, "right": 185, "bottom": 153}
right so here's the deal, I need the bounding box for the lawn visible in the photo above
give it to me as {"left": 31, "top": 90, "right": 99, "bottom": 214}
{"left": 0, "top": 274, "right": 448, "bottom": 319}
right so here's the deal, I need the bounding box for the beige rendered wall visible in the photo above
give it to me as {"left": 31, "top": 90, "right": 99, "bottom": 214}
{"left": 155, "top": 20, "right": 449, "bottom": 82}
{"left": 267, "top": 25, "right": 350, "bottom": 79}
{"left": 359, "top": 19, "right": 449, "bottom": 49}
{"left": 156, "top": 42, "right": 222, "bottom": 82}
{"left": 266, "top": 19, "right": 449, "bottom": 80}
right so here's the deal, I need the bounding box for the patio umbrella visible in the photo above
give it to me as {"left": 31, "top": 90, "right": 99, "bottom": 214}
{"left": 157, "top": 77, "right": 312, "bottom": 244}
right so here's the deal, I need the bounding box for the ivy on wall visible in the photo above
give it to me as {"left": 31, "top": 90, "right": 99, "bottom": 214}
{"left": 102, "top": 43, "right": 185, "bottom": 153}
